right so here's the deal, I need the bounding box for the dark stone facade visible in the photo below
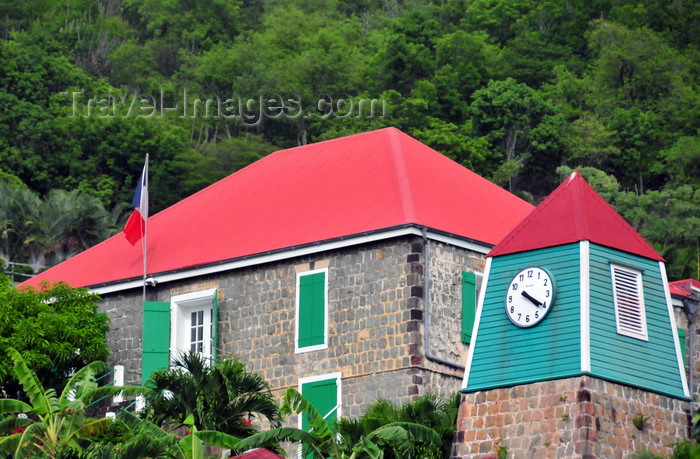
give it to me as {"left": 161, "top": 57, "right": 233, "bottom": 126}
{"left": 100, "top": 234, "right": 486, "bottom": 418}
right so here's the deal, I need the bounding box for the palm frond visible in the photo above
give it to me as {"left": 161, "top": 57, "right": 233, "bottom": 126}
{"left": 73, "top": 418, "right": 116, "bottom": 439}
{"left": 281, "top": 387, "right": 333, "bottom": 441}
{"left": 6, "top": 347, "right": 57, "bottom": 419}
{"left": 14, "top": 421, "right": 50, "bottom": 458}
{"left": 59, "top": 360, "right": 105, "bottom": 405}
{"left": 194, "top": 430, "right": 242, "bottom": 449}
{"left": 235, "top": 426, "right": 324, "bottom": 452}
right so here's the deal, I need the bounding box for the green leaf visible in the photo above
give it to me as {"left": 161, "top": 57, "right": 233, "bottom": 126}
{"left": 0, "top": 432, "right": 22, "bottom": 457}
{"left": 117, "top": 410, "right": 173, "bottom": 440}
{"left": 234, "top": 427, "right": 323, "bottom": 453}
{"left": 14, "top": 421, "right": 50, "bottom": 457}
{"left": 6, "top": 347, "right": 57, "bottom": 419}
{"left": 194, "top": 430, "right": 242, "bottom": 450}
{"left": 0, "top": 398, "right": 33, "bottom": 415}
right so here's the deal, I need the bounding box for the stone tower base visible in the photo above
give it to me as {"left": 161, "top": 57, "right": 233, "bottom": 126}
{"left": 452, "top": 376, "right": 690, "bottom": 458}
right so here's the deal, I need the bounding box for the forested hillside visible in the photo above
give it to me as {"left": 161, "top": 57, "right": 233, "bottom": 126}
{"left": 0, "top": 0, "right": 698, "bottom": 279}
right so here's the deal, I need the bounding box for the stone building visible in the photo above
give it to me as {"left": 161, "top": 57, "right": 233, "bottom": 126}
{"left": 22, "top": 127, "right": 534, "bottom": 420}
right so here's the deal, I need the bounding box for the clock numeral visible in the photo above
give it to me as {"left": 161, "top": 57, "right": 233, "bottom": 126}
{"left": 517, "top": 313, "right": 521, "bottom": 321}
{"left": 525, "top": 315, "right": 530, "bottom": 323}
{"left": 527, "top": 270, "right": 533, "bottom": 278}
{"left": 543, "top": 279, "right": 548, "bottom": 286}
{"left": 512, "top": 283, "right": 518, "bottom": 291}
{"left": 537, "top": 271, "right": 541, "bottom": 279}
{"left": 535, "top": 311, "right": 539, "bottom": 319}
{"left": 542, "top": 301, "right": 547, "bottom": 308}
{"left": 508, "top": 295, "right": 512, "bottom": 304}
{"left": 546, "top": 290, "right": 550, "bottom": 297}
{"left": 519, "top": 274, "right": 524, "bottom": 282}
{"left": 510, "top": 306, "right": 514, "bottom": 313}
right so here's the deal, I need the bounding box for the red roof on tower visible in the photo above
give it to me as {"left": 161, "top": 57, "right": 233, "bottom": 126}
{"left": 489, "top": 171, "right": 664, "bottom": 261}
{"left": 21, "top": 128, "right": 534, "bottom": 289}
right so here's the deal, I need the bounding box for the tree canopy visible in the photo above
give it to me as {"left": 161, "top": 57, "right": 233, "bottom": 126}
{"left": 0, "top": 0, "right": 697, "bottom": 278}
{"left": 0, "top": 274, "right": 110, "bottom": 399}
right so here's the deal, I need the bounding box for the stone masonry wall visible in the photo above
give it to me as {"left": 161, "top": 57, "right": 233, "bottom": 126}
{"left": 219, "top": 237, "right": 421, "bottom": 404}
{"left": 100, "top": 289, "right": 150, "bottom": 385}
{"left": 452, "top": 376, "right": 690, "bottom": 459}
{"left": 99, "top": 235, "right": 485, "bottom": 416}
{"left": 425, "top": 239, "right": 486, "bottom": 376}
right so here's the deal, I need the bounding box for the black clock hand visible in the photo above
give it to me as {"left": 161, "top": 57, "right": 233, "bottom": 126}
{"left": 521, "top": 291, "right": 543, "bottom": 307}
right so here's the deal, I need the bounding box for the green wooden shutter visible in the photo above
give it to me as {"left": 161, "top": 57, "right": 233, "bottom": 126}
{"left": 142, "top": 301, "right": 170, "bottom": 385}
{"left": 298, "top": 272, "right": 326, "bottom": 348}
{"left": 462, "top": 271, "right": 477, "bottom": 343}
{"left": 301, "top": 377, "right": 339, "bottom": 458}
{"left": 678, "top": 328, "right": 687, "bottom": 369}
{"left": 212, "top": 290, "right": 218, "bottom": 362}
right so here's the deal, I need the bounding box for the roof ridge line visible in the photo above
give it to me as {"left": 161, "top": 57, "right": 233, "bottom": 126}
{"left": 571, "top": 172, "right": 588, "bottom": 240}
{"left": 388, "top": 128, "right": 417, "bottom": 223}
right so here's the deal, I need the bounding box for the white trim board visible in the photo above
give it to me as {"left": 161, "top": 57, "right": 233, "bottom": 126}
{"left": 89, "top": 227, "right": 492, "bottom": 295}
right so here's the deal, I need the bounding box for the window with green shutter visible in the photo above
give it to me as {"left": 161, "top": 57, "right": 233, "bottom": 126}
{"left": 299, "top": 373, "right": 341, "bottom": 458}
{"left": 678, "top": 328, "right": 687, "bottom": 369}
{"left": 296, "top": 269, "right": 328, "bottom": 352}
{"left": 462, "top": 271, "right": 477, "bottom": 343}
{"left": 142, "top": 301, "right": 171, "bottom": 385}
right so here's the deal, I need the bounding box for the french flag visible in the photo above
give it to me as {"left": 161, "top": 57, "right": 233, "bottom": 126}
{"left": 124, "top": 159, "right": 149, "bottom": 245}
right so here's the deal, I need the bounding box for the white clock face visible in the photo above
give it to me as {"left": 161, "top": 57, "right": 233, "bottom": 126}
{"left": 505, "top": 267, "right": 555, "bottom": 328}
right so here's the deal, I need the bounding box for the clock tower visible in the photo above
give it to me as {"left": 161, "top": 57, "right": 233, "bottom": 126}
{"left": 453, "top": 172, "right": 689, "bottom": 458}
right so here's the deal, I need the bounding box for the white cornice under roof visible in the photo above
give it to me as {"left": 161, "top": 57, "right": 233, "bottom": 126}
{"left": 89, "top": 227, "right": 491, "bottom": 295}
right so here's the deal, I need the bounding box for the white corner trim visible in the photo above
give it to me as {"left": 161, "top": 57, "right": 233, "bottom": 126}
{"left": 660, "top": 261, "right": 690, "bottom": 398}
{"left": 580, "top": 241, "right": 591, "bottom": 373}
{"left": 462, "top": 257, "right": 492, "bottom": 390}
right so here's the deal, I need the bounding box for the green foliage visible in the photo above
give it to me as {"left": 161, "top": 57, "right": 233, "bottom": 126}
{"left": 632, "top": 413, "right": 651, "bottom": 430}
{"left": 335, "top": 393, "right": 459, "bottom": 459}
{"left": 0, "top": 347, "right": 147, "bottom": 458}
{"left": 0, "top": 182, "right": 118, "bottom": 270}
{"left": 670, "top": 440, "right": 700, "bottom": 459}
{"left": 221, "top": 387, "right": 443, "bottom": 459}
{"left": 0, "top": 0, "right": 697, "bottom": 281}
{"left": 0, "top": 278, "right": 110, "bottom": 400}
{"left": 143, "top": 351, "right": 280, "bottom": 437}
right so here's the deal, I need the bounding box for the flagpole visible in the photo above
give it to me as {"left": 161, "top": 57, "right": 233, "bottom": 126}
{"left": 142, "top": 154, "right": 149, "bottom": 306}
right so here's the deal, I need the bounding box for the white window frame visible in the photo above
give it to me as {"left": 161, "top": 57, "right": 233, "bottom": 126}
{"left": 610, "top": 264, "right": 648, "bottom": 341}
{"left": 295, "top": 268, "right": 329, "bottom": 353}
{"left": 170, "top": 289, "right": 217, "bottom": 362}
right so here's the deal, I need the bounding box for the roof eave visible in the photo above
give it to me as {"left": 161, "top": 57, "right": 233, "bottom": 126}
{"left": 87, "top": 224, "right": 494, "bottom": 295}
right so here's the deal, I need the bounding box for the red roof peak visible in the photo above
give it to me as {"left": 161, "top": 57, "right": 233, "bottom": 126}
{"left": 488, "top": 171, "right": 663, "bottom": 261}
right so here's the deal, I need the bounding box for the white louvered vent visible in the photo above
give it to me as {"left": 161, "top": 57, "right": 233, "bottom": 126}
{"left": 611, "top": 264, "right": 648, "bottom": 341}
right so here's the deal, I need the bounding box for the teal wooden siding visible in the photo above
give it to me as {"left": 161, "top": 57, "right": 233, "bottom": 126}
{"left": 142, "top": 301, "right": 170, "bottom": 385}
{"left": 588, "top": 244, "right": 685, "bottom": 398}
{"left": 466, "top": 244, "right": 581, "bottom": 391}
